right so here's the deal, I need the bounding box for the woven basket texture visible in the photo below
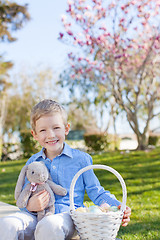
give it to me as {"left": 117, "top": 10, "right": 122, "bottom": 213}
{"left": 71, "top": 211, "right": 123, "bottom": 240}
{"left": 69, "top": 165, "right": 127, "bottom": 240}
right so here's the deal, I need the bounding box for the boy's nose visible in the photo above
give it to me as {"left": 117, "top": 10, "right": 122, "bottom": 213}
{"left": 48, "top": 129, "right": 55, "bottom": 137}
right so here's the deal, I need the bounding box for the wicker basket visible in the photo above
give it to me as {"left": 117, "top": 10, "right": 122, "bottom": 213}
{"left": 69, "top": 164, "right": 127, "bottom": 240}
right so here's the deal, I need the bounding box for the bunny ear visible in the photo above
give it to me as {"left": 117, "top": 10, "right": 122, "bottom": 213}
{"left": 14, "top": 165, "right": 28, "bottom": 200}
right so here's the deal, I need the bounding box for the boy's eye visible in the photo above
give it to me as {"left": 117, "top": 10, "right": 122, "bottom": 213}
{"left": 54, "top": 127, "right": 60, "bottom": 129}
{"left": 40, "top": 129, "right": 45, "bottom": 132}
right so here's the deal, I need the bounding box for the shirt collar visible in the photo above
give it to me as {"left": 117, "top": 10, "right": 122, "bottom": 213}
{"left": 34, "top": 148, "right": 46, "bottom": 160}
{"left": 62, "top": 142, "right": 73, "bottom": 158}
{"left": 35, "top": 142, "right": 73, "bottom": 160}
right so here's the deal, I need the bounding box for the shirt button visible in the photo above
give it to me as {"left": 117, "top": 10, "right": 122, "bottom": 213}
{"left": 53, "top": 166, "right": 56, "bottom": 169}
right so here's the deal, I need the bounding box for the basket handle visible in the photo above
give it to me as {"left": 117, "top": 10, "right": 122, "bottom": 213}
{"left": 69, "top": 164, "right": 127, "bottom": 212}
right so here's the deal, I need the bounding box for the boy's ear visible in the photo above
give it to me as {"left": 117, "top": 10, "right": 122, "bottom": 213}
{"left": 65, "top": 123, "right": 70, "bottom": 136}
{"left": 31, "top": 129, "right": 38, "bottom": 140}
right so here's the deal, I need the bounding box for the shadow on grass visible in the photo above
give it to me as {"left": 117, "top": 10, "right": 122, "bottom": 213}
{"left": 93, "top": 155, "right": 160, "bottom": 197}
{"left": 118, "top": 216, "right": 160, "bottom": 239}
{"left": 0, "top": 160, "right": 26, "bottom": 168}
{"left": 0, "top": 172, "right": 19, "bottom": 184}
{"left": 127, "top": 186, "right": 160, "bottom": 196}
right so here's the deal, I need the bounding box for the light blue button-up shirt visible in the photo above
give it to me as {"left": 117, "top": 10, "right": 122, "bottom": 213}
{"left": 24, "top": 142, "right": 120, "bottom": 214}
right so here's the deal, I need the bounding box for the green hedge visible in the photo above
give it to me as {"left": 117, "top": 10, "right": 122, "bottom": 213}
{"left": 148, "top": 135, "right": 160, "bottom": 146}
{"left": 20, "top": 130, "right": 41, "bottom": 158}
{"left": 84, "top": 133, "right": 120, "bottom": 152}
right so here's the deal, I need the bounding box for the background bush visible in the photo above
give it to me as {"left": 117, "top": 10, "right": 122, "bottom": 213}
{"left": 84, "top": 133, "right": 109, "bottom": 152}
{"left": 20, "top": 130, "right": 41, "bottom": 158}
{"left": 84, "top": 133, "right": 120, "bottom": 152}
{"left": 2, "top": 143, "right": 21, "bottom": 161}
{"left": 148, "top": 135, "right": 160, "bottom": 146}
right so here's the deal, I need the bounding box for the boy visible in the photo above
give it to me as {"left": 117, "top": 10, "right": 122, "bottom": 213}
{"left": 0, "top": 99, "right": 131, "bottom": 240}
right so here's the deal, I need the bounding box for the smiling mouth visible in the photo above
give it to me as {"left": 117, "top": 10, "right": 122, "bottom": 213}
{"left": 46, "top": 140, "right": 59, "bottom": 144}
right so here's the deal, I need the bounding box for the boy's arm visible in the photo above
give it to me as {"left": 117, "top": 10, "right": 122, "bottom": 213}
{"left": 84, "top": 172, "right": 121, "bottom": 206}
{"left": 82, "top": 154, "right": 131, "bottom": 226}
{"left": 82, "top": 155, "right": 120, "bottom": 206}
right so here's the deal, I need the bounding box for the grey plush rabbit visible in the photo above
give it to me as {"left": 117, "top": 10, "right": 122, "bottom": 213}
{"left": 15, "top": 161, "right": 67, "bottom": 221}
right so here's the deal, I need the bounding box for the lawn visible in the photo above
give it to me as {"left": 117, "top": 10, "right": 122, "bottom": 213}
{"left": 0, "top": 148, "right": 160, "bottom": 240}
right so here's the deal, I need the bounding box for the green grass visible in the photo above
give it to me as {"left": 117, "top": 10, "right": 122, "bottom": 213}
{"left": 0, "top": 159, "right": 27, "bottom": 205}
{"left": 0, "top": 148, "right": 160, "bottom": 239}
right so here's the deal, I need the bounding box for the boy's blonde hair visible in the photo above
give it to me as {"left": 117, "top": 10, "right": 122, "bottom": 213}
{"left": 31, "top": 99, "right": 68, "bottom": 131}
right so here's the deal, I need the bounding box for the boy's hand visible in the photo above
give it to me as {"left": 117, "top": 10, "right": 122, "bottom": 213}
{"left": 26, "top": 190, "right": 50, "bottom": 212}
{"left": 118, "top": 205, "right": 131, "bottom": 226}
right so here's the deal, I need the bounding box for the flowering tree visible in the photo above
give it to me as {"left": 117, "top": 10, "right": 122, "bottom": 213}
{"left": 59, "top": 0, "right": 160, "bottom": 150}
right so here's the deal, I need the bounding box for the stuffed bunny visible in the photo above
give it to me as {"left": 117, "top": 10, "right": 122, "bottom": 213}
{"left": 15, "top": 161, "right": 67, "bottom": 221}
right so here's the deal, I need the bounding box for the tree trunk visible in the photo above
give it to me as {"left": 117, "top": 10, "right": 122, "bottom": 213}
{"left": 124, "top": 107, "right": 150, "bottom": 150}
{"left": 136, "top": 132, "right": 149, "bottom": 150}
{"left": 0, "top": 96, "right": 7, "bottom": 160}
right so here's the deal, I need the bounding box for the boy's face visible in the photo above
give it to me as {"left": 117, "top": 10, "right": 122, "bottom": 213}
{"left": 31, "top": 113, "right": 70, "bottom": 160}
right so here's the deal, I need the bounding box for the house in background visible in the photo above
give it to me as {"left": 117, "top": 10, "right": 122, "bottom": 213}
{"left": 67, "top": 130, "right": 85, "bottom": 141}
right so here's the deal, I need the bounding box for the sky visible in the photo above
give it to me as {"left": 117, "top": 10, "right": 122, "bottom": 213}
{"left": 1, "top": 0, "right": 159, "bottom": 134}
{"left": 1, "top": 0, "right": 69, "bottom": 73}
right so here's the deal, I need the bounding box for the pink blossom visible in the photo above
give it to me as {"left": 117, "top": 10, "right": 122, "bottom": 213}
{"left": 115, "top": 55, "right": 122, "bottom": 59}
{"left": 86, "top": 34, "right": 91, "bottom": 40}
{"left": 66, "top": 5, "right": 72, "bottom": 13}
{"left": 90, "top": 48, "right": 94, "bottom": 53}
{"left": 79, "top": 68, "right": 83, "bottom": 74}
{"left": 92, "top": 61, "right": 97, "bottom": 65}
{"left": 68, "top": 52, "right": 74, "bottom": 59}
{"left": 84, "top": 29, "right": 89, "bottom": 33}
{"left": 120, "top": 18, "right": 125, "bottom": 23}
{"left": 108, "top": 3, "right": 115, "bottom": 9}
{"left": 78, "top": 57, "right": 83, "bottom": 61}
{"left": 59, "top": 33, "right": 64, "bottom": 39}
{"left": 77, "top": 40, "right": 84, "bottom": 46}
{"left": 59, "top": 0, "right": 160, "bottom": 109}
{"left": 104, "top": 33, "right": 110, "bottom": 37}
{"left": 86, "top": 40, "right": 91, "bottom": 45}
{"left": 142, "top": 21, "right": 147, "bottom": 26}
{"left": 99, "top": 26, "right": 107, "bottom": 31}
{"left": 86, "top": 67, "right": 92, "bottom": 72}
{"left": 144, "top": 13, "right": 150, "bottom": 19}
{"left": 67, "top": 30, "right": 73, "bottom": 36}
{"left": 76, "top": 15, "right": 82, "bottom": 21}
{"left": 71, "top": 74, "right": 75, "bottom": 78}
